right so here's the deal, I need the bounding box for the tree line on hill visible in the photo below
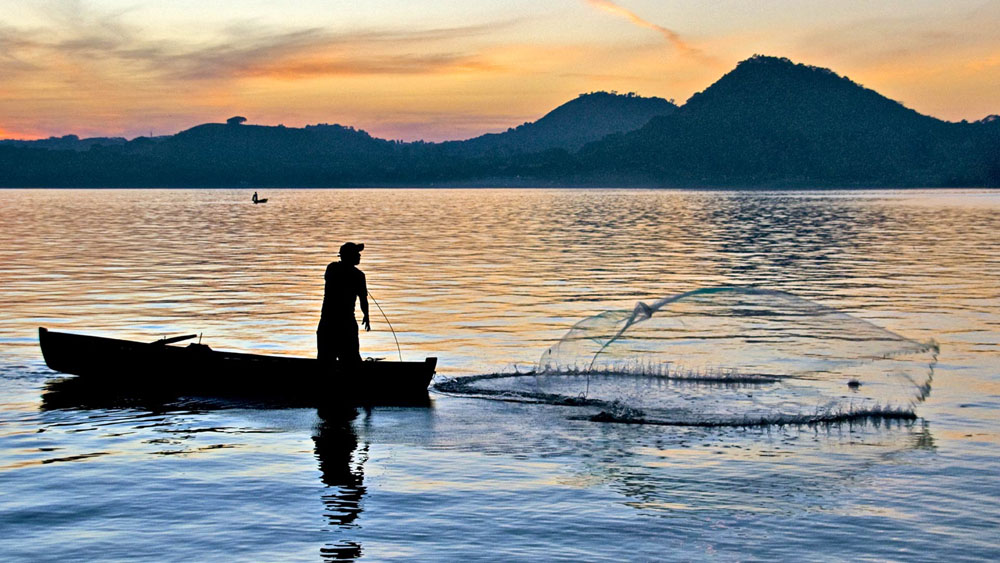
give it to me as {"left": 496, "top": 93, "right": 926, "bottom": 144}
{"left": 1, "top": 55, "right": 997, "bottom": 188}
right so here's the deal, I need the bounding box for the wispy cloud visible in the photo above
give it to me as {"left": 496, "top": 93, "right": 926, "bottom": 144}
{"left": 240, "top": 51, "right": 501, "bottom": 79}
{"left": 583, "top": 0, "right": 706, "bottom": 59}
{"left": 164, "top": 26, "right": 507, "bottom": 80}
{"left": 0, "top": 9, "right": 513, "bottom": 84}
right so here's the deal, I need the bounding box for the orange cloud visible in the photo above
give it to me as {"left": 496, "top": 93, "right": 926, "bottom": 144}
{"left": 239, "top": 52, "right": 503, "bottom": 80}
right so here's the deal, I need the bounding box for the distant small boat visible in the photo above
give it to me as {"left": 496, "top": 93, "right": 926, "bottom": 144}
{"left": 253, "top": 198, "right": 268, "bottom": 204}
{"left": 38, "top": 327, "right": 435, "bottom": 404}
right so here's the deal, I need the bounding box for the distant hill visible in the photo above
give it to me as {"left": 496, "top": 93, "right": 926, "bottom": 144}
{"left": 0, "top": 134, "right": 127, "bottom": 151}
{"left": 442, "top": 92, "right": 677, "bottom": 156}
{"left": 0, "top": 122, "right": 402, "bottom": 187}
{"left": 134, "top": 122, "right": 399, "bottom": 185}
{"left": 577, "top": 55, "right": 999, "bottom": 186}
{"left": 0, "top": 57, "right": 996, "bottom": 187}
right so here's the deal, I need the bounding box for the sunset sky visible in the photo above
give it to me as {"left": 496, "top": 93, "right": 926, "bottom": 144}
{"left": 2, "top": 0, "right": 998, "bottom": 141}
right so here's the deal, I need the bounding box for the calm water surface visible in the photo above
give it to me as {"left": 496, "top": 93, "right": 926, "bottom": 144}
{"left": 0, "top": 189, "right": 998, "bottom": 561}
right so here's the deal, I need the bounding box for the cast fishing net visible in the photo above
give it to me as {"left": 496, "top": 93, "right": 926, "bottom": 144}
{"left": 437, "top": 287, "right": 937, "bottom": 426}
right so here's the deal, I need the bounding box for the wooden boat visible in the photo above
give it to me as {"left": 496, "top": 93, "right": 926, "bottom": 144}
{"left": 253, "top": 198, "right": 268, "bottom": 204}
{"left": 38, "top": 327, "right": 436, "bottom": 404}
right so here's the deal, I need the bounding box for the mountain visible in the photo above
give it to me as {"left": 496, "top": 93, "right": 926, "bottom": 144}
{"left": 441, "top": 92, "right": 676, "bottom": 156}
{"left": 577, "top": 55, "right": 998, "bottom": 186}
{"left": 0, "top": 57, "right": 996, "bottom": 187}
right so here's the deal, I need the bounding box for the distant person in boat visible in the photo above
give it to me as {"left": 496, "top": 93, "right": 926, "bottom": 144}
{"left": 318, "top": 242, "right": 370, "bottom": 366}
{"left": 252, "top": 191, "right": 259, "bottom": 204}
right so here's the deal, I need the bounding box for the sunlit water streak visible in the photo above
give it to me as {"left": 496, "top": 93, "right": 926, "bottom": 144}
{"left": 1, "top": 189, "right": 998, "bottom": 561}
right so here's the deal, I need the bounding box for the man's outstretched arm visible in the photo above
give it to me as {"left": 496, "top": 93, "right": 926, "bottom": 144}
{"left": 359, "top": 276, "right": 371, "bottom": 331}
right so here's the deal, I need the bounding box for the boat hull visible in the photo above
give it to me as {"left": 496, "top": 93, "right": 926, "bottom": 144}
{"left": 38, "top": 327, "right": 436, "bottom": 404}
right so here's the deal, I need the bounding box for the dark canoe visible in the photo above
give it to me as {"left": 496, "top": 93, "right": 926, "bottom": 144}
{"left": 38, "top": 327, "right": 435, "bottom": 404}
{"left": 253, "top": 198, "right": 268, "bottom": 204}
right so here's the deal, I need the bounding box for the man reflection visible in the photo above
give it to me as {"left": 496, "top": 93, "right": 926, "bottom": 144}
{"left": 314, "top": 406, "right": 367, "bottom": 560}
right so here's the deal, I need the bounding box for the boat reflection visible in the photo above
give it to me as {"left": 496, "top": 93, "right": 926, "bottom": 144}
{"left": 39, "top": 375, "right": 432, "bottom": 561}
{"left": 40, "top": 375, "right": 181, "bottom": 411}
{"left": 40, "top": 375, "right": 433, "bottom": 411}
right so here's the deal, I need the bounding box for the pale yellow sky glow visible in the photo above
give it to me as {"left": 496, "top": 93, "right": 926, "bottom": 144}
{"left": 1, "top": 0, "right": 998, "bottom": 141}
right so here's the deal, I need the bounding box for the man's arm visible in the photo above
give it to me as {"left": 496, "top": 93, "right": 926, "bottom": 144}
{"left": 359, "top": 273, "right": 370, "bottom": 331}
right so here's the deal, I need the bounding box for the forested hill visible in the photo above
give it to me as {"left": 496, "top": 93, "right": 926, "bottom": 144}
{"left": 0, "top": 135, "right": 127, "bottom": 151}
{"left": 577, "top": 55, "right": 1000, "bottom": 186}
{"left": 1, "top": 56, "right": 997, "bottom": 187}
{"left": 0, "top": 123, "right": 401, "bottom": 187}
{"left": 440, "top": 91, "right": 676, "bottom": 156}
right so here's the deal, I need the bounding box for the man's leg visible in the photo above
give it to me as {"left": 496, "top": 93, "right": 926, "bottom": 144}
{"left": 330, "top": 319, "right": 361, "bottom": 366}
{"left": 345, "top": 322, "right": 361, "bottom": 364}
{"left": 331, "top": 320, "right": 361, "bottom": 367}
{"left": 317, "top": 328, "right": 334, "bottom": 364}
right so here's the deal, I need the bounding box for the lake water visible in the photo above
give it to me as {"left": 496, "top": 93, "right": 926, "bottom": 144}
{"left": 0, "top": 188, "right": 998, "bottom": 561}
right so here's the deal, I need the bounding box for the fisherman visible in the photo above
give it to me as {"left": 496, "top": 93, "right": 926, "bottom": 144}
{"left": 252, "top": 191, "right": 258, "bottom": 204}
{"left": 318, "top": 242, "right": 370, "bottom": 366}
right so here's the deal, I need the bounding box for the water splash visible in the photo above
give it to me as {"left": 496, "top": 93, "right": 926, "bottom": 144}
{"left": 437, "top": 287, "right": 937, "bottom": 426}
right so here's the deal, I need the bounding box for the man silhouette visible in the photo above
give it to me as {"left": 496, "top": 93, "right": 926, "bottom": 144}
{"left": 318, "top": 242, "right": 370, "bottom": 366}
{"left": 252, "top": 191, "right": 258, "bottom": 204}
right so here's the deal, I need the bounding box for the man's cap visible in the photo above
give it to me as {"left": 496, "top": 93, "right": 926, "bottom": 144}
{"left": 339, "top": 242, "right": 364, "bottom": 255}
